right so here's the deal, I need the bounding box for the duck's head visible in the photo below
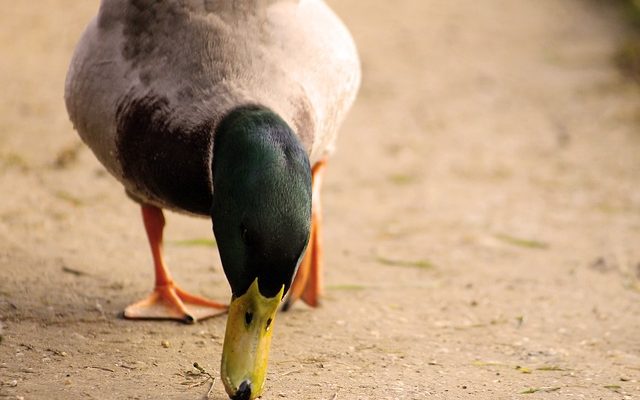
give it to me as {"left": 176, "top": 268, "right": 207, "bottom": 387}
{"left": 211, "top": 106, "right": 311, "bottom": 400}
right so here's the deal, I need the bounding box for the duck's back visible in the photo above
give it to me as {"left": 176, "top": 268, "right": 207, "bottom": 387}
{"left": 65, "top": 0, "right": 360, "bottom": 215}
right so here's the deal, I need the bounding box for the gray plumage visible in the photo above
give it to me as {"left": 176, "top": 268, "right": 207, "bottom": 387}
{"left": 65, "top": 0, "right": 360, "bottom": 215}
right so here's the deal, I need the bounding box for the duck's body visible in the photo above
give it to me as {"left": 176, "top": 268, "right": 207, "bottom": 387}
{"left": 65, "top": 1, "right": 359, "bottom": 399}
{"left": 66, "top": 0, "right": 359, "bottom": 216}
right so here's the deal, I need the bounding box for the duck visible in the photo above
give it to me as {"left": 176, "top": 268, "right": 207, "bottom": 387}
{"left": 64, "top": 1, "right": 360, "bottom": 399}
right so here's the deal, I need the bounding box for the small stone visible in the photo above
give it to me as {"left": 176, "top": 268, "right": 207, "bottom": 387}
{"left": 161, "top": 340, "right": 170, "bottom": 348}
{"left": 278, "top": 393, "right": 286, "bottom": 397}
{"left": 7, "top": 380, "right": 18, "bottom": 387}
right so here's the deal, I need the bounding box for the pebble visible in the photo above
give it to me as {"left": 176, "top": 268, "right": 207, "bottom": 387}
{"left": 161, "top": 340, "right": 170, "bottom": 348}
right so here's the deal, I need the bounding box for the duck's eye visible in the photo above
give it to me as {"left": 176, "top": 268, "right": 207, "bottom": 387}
{"left": 240, "top": 223, "right": 257, "bottom": 246}
{"left": 240, "top": 224, "right": 248, "bottom": 243}
{"left": 245, "top": 311, "right": 253, "bottom": 326}
{"left": 266, "top": 317, "right": 273, "bottom": 331}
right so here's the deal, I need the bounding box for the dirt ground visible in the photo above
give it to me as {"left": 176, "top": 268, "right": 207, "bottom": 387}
{"left": 1, "top": 1, "right": 640, "bottom": 399}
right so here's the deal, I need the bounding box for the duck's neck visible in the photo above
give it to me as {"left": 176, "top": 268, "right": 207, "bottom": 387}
{"left": 211, "top": 105, "right": 312, "bottom": 298}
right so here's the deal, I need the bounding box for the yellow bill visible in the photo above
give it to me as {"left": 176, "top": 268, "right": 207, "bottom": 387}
{"left": 221, "top": 278, "right": 283, "bottom": 400}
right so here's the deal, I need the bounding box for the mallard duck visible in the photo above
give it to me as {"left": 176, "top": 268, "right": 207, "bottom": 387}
{"left": 65, "top": 0, "right": 360, "bottom": 399}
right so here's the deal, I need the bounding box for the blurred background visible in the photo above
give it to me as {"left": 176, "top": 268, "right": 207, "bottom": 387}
{"left": 1, "top": 1, "right": 639, "bottom": 398}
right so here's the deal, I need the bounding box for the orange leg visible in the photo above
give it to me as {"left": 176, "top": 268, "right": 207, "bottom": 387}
{"left": 123, "top": 205, "right": 227, "bottom": 323}
{"left": 284, "top": 159, "right": 326, "bottom": 310}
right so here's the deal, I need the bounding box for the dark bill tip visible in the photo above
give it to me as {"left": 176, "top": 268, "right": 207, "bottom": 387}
{"left": 231, "top": 380, "right": 252, "bottom": 400}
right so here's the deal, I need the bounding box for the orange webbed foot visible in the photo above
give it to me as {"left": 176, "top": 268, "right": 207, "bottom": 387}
{"left": 123, "top": 283, "right": 227, "bottom": 323}
{"left": 127, "top": 205, "right": 227, "bottom": 323}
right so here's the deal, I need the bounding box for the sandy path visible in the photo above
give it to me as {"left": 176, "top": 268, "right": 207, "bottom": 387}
{"left": 1, "top": 1, "right": 639, "bottom": 399}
